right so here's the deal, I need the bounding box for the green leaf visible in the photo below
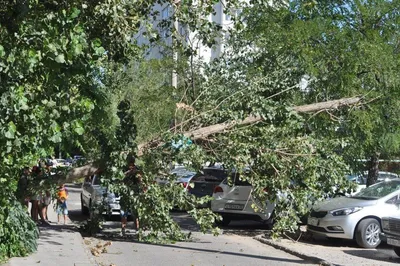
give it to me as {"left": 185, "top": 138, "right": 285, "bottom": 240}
{"left": 49, "top": 132, "right": 62, "bottom": 143}
{"left": 55, "top": 54, "right": 65, "bottom": 63}
{"left": 0, "top": 45, "right": 5, "bottom": 58}
{"left": 70, "top": 8, "right": 81, "bottom": 19}
{"left": 74, "top": 126, "right": 85, "bottom": 135}
{"left": 5, "top": 122, "right": 16, "bottom": 139}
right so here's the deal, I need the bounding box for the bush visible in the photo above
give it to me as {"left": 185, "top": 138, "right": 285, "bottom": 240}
{"left": 0, "top": 197, "right": 39, "bottom": 262}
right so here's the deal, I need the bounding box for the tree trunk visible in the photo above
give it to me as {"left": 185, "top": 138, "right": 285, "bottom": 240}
{"left": 366, "top": 152, "right": 380, "bottom": 187}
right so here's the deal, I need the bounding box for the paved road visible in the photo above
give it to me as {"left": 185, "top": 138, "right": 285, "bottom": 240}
{"left": 67, "top": 183, "right": 400, "bottom": 266}
{"left": 67, "top": 184, "right": 316, "bottom": 266}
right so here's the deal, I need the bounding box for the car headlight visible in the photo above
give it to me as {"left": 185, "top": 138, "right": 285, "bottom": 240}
{"left": 330, "top": 207, "right": 362, "bottom": 216}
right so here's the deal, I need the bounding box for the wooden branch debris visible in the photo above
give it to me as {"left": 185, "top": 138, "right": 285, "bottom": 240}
{"left": 137, "top": 96, "right": 361, "bottom": 155}
{"left": 69, "top": 96, "right": 361, "bottom": 179}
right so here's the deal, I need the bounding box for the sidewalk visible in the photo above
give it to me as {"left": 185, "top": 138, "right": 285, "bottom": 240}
{"left": 254, "top": 228, "right": 400, "bottom": 266}
{"left": 4, "top": 202, "right": 96, "bottom": 266}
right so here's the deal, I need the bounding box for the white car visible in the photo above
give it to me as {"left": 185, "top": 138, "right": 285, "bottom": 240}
{"left": 307, "top": 179, "right": 400, "bottom": 248}
{"left": 211, "top": 173, "right": 275, "bottom": 226}
{"left": 81, "top": 175, "right": 121, "bottom": 217}
{"left": 347, "top": 171, "right": 399, "bottom": 195}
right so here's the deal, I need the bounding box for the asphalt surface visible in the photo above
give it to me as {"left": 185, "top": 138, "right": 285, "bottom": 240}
{"left": 8, "top": 183, "right": 399, "bottom": 266}
{"left": 66, "top": 184, "right": 316, "bottom": 266}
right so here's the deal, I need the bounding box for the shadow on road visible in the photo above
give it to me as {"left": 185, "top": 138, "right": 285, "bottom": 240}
{"left": 90, "top": 237, "right": 312, "bottom": 265}
{"left": 343, "top": 248, "right": 400, "bottom": 264}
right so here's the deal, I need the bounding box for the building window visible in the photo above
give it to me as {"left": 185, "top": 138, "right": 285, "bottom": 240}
{"left": 162, "top": 6, "right": 169, "bottom": 20}
{"left": 161, "top": 6, "right": 170, "bottom": 38}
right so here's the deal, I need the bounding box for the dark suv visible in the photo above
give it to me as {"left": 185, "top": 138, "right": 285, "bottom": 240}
{"left": 381, "top": 215, "right": 400, "bottom": 257}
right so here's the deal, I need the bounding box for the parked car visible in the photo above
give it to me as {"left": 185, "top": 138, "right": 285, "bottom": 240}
{"left": 347, "top": 171, "right": 399, "bottom": 195}
{"left": 380, "top": 215, "right": 400, "bottom": 257}
{"left": 211, "top": 172, "right": 275, "bottom": 226}
{"left": 81, "top": 175, "right": 120, "bottom": 217}
{"left": 158, "top": 166, "right": 227, "bottom": 207}
{"left": 307, "top": 179, "right": 400, "bottom": 248}
{"left": 157, "top": 167, "right": 196, "bottom": 189}
{"left": 55, "top": 158, "right": 72, "bottom": 167}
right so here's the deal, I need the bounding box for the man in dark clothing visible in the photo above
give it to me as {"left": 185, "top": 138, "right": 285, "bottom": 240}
{"left": 120, "top": 161, "right": 142, "bottom": 235}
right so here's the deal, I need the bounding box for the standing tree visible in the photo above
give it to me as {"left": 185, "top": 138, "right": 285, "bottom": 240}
{"left": 234, "top": 0, "right": 400, "bottom": 186}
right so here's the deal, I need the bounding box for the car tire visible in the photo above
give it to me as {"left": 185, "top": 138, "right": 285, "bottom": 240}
{"left": 216, "top": 216, "right": 231, "bottom": 227}
{"left": 81, "top": 195, "right": 89, "bottom": 215}
{"left": 393, "top": 247, "right": 400, "bottom": 257}
{"left": 355, "top": 218, "right": 381, "bottom": 248}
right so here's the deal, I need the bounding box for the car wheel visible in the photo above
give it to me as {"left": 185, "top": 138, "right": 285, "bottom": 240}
{"left": 81, "top": 195, "right": 89, "bottom": 215}
{"left": 355, "top": 218, "right": 381, "bottom": 248}
{"left": 215, "top": 216, "right": 231, "bottom": 227}
{"left": 393, "top": 247, "right": 400, "bottom": 257}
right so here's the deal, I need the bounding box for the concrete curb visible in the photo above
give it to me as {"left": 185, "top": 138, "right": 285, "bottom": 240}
{"left": 253, "top": 235, "right": 334, "bottom": 266}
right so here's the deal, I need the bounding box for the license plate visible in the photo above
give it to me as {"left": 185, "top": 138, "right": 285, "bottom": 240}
{"left": 388, "top": 238, "right": 400, "bottom": 247}
{"left": 308, "top": 217, "right": 319, "bottom": 226}
{"left": 225, "top": 204, "right": 244, "bottom": 210}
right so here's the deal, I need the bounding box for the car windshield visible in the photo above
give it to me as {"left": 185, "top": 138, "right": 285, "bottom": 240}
{"left": 93, "top": 175, "right": 101, "bottom": 186}
{"left": 170, "top": 168, "right": 195, "bottom": 179}
{"left": 353, "top": 180, "right": 400, "bottom": 199}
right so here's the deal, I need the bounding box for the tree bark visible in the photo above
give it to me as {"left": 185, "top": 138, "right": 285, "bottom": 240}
{"left": 68, "top": 96, "right": 361, "bottom": 180}
{"left": 366, "top": 152, "right": 380, "bottom": 187}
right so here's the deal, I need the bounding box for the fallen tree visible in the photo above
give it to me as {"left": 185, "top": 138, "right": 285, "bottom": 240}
{"left": 67, "top": 96, "right": 361, "bottom": 179}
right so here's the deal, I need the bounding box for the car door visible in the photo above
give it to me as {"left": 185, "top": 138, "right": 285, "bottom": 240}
{"left": 82, "top": 175, "right": 94, "bottom": 206}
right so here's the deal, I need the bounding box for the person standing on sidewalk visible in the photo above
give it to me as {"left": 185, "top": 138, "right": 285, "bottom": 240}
{"left": 120, "top": 160, "right": 142, "bottom": 236}
{"left": 56, "top": 184, "right": 69, "bottom": 224}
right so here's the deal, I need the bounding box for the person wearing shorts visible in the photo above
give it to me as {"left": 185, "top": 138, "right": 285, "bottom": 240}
{"left": 57, "top": 197, "right": 68, "bottom": 224}
{"left": 56, "top": 184, "right": 69, "bottom": 224}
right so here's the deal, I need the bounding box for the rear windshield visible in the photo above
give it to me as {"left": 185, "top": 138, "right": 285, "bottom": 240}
{"left": 225, "top": 172, "right": 251, "bottom": 186}
{"left": 202, "top": 168, "right": 228, "bottom": 180}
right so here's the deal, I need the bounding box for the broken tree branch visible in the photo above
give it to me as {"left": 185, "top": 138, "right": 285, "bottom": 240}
{"left": 137, "top": 96, "right": 361, "bottom": 155}
{"left": 69, "top": 96, "right": 361, "bottom": 180}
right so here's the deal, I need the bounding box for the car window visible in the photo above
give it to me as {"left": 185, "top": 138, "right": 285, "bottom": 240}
{"left": 202, "top": 168, "right": 228, "bottom": 180}
{"left": 192, "top": 174, "right": 221, "bottom": 182}
{"left": 386, "top": 194, "right": 400, "bottom": 204}
{"left": 354, "top": 180, "right": 400, "bottom": 199}
{"left": 84, "top": 176, "right": 92, "bottom": 184}
{"left": 93, "top": 175, "right": 101, "bottom": 186}
{"left": 347, "top": 175, "right": 366, "bottom": 185}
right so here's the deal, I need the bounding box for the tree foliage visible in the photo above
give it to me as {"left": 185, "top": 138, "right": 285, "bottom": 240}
{"left": 2, "top": 0, "right": 400, "bottom": 259}
{"left": 0, "top": 0, "right": 150, "bottom": 260}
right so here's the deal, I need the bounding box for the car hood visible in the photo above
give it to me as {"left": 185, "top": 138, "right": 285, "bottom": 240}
{"left": 313, "top": 196, "right": 378, "bottom": 211}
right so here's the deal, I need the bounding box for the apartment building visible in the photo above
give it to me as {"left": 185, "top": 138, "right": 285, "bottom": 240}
{"left": 136, "top": 1, "right": 244, "bottom": 63}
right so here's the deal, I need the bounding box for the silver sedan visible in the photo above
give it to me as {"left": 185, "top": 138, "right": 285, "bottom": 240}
{"left": 307, "top": 179, "right": 400, "bottom": 248}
